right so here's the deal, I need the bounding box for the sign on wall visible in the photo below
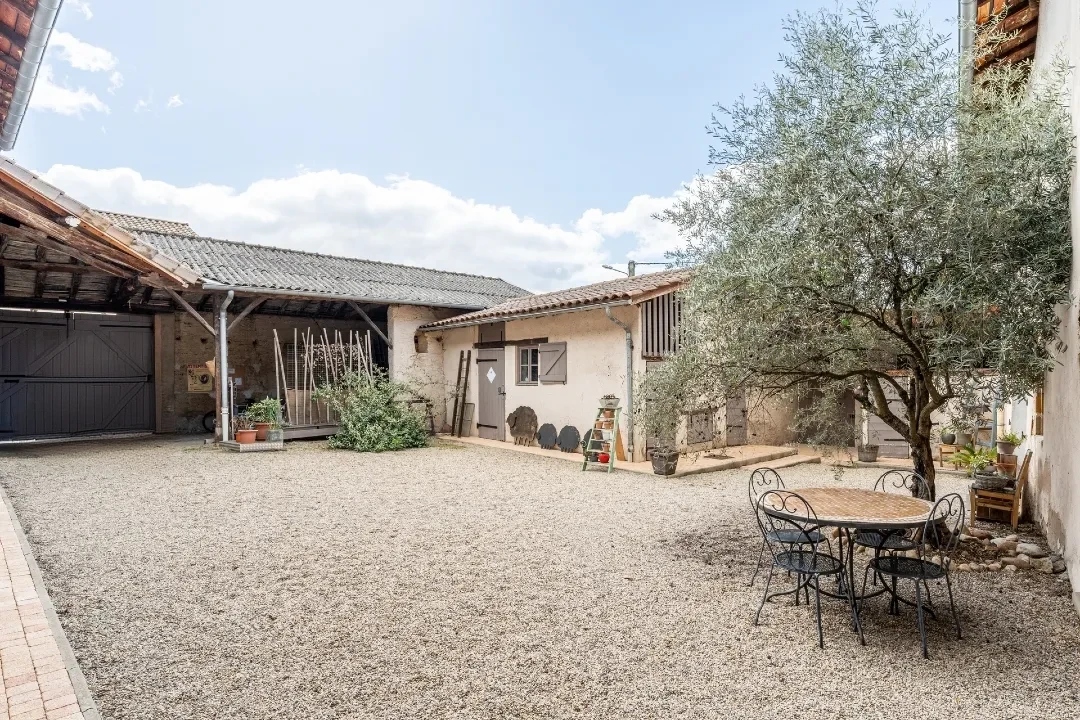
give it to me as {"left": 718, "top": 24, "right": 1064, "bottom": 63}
{"left": 186, "top": 363, "right": 213, "bottom": 393}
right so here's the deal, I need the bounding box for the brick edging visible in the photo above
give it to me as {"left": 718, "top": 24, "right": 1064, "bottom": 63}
{"left": 0, "top": 485, "right": 102, "bottom": 720}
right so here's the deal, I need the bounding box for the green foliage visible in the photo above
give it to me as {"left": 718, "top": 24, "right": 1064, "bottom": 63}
{"left": 656, "top": 2, "right": 1073, "bottom": 493}
{"left": 999, "top": 431, "right": 1024, "bottom": 445}
{"left": 955, "top": 445, "right": 997, "bottom": 476}
{"left": 314, "top": 369, "right": 429, "bottom": 452}
{"left": 244, "top": 397, "right": 283, "bottom": 428}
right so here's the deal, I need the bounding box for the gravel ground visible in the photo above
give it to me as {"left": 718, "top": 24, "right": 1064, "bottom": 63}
{"left": 1, "top": 437, "right": 1078, "bottom": 720}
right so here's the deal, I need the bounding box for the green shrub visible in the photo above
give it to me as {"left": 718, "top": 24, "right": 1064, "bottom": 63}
{"left": 244, "top": 396, "right": 283, "bottom": 428}
{"left": 314, "top": 369, "right": 429, "bottom": 452}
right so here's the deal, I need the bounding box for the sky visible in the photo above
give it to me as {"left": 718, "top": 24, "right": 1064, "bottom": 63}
{"left": 8, "top": 0, "right": 957, "bottom": 292}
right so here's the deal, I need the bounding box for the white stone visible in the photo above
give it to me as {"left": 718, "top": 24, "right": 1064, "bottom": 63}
{"left": 987, "top": 562, "right": 1002, "bottom": 572}
{"left": 1004, "top": 564, "right": 1018, "bottom": 574}
{"left": 1034, "top": 557, "right": 1055, "bottom": 574}
{"left": 1015, "top": 542, "right": 1047, "bottom": 559}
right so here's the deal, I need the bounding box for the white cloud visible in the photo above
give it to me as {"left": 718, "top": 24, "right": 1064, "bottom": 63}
{"left": 29, "top": 65, "right": 109, "bottom": 116}
{"left": 49, "top": 31, "right": 117, "bottom": 73}
{"left": 576, "top": 192, "right": 684, "bottom": 261}
{"left": 134, "top": 95, "right": 151, "bottom": 112}
{"left": 166, "top": 94, "right": 183, "bottom": 109}
{"left": 38, "top": 165, "right": 686, "bottom": 292}
{"left": 107, "top": 71, "right": 123, "bottom": 94}
{"left": 68, "top": 0, "right": 93, "bottom": 20}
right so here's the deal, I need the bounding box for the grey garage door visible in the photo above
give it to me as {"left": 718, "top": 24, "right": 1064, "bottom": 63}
{"left": 0, "top": 311, "right": 154, "bottom": 439}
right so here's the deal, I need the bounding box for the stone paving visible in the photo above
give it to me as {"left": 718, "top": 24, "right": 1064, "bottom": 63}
{"left": 0, "top": 500, "right": 84, "bottom": 720}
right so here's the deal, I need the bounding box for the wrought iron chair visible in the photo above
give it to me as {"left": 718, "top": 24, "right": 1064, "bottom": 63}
{"left": 747, "top": 468, "right": 825, "bottom": 586}
{"left": 864, "top": 493, "right": 965, "bottom": 659}
{"left": 853, "top": 470, "right": 931, "bottom": 551}
{"left": 753, "top": 490, "right": 852, "bottom": 649}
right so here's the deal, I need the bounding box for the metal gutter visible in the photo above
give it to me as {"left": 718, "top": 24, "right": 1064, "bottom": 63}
{"left": 218, "top": 291, "right": 234, "bottom": 442}
{"left": 604, "top": 305, "right": 635, "bottom": 459}
{"left": 198, "top": 282, "right": 493, "bottom": 312}
{"left": 0, "top": 0, "right": 64, "bottom": 151}
{"left": 959, "top": 0, "right": 977, "bottom": 97}
{"left": 417, "top": 299, "right": 637, "bottom": 332}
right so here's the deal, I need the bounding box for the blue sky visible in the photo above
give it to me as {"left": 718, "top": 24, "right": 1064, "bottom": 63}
{"left": 10, "top": 0, "right": 957, "bottom": 291}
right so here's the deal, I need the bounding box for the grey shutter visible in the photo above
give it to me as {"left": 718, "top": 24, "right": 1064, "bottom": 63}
{"left": 537, "top": 342, "right": 567, "bottom": 384}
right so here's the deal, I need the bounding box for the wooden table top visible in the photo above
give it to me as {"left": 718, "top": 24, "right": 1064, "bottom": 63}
{"left": 762, "top": 487, "right": 934, "bottom": 529}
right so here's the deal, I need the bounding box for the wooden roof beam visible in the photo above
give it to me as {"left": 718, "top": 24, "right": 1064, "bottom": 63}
{"left": 165, "top": 288, "right": 216, "bottom": 337}
{"left": 0, "top": 220, "right": 136, "bottom": 279}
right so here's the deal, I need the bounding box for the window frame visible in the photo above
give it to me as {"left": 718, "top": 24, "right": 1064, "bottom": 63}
{"left": 517, "top": 345, "right": 540, "bottom": 385}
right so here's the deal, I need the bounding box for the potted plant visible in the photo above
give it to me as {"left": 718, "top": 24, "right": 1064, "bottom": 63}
{"left": 997, "top": 431, "right": 1023, "bottom": 456}
{"left": 245, "top": 397, "right": 283, "bottom": 441}
{"left": 940, "top": 425, "right": 956, "bottom": 446}
{"left": 857, "top": 443, "right": 879, "bottom": 462}
{"left": 233, "top": 416, "right": 257, "bottom": 444}
{"left": 599, "top": 394, "right": 620, "bottom": 410}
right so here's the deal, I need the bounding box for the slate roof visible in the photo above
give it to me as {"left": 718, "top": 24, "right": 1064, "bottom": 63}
{"left": 129, "top": 229, "right": 530, "bottom": 309}
{"left": 419, "top": 268, "right": 692, "bottom": 330}
{"left": 96, "top": 211, "right": 199, "bottom": 237}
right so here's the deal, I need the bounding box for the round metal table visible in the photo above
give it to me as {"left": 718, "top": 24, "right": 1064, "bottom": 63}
{"left": 761, "top": 487, "right": 935, "bottom": 644}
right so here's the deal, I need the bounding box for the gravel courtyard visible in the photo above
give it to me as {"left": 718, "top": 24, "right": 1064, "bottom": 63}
{"left": 1, "top": 437, "right": 1078, "bottom": 720}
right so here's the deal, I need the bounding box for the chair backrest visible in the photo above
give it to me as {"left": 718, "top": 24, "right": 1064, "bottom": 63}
{"left": 923, "top": 493, "right": 966, "bottom": 562}
{"left": 874, "top": 470, "right": 930, "bottom": 499}
{"left": 756, "top": 490, "right": 824, "bottom": 556}
{"left": 748, "top": 468, "right": 785, "bottom": 508}
{"left": 1014, "top": 450, "right": 1033, "bottom": 504}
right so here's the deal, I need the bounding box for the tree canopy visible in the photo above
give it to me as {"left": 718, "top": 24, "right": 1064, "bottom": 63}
{"left": 651, "top": 3, "right": 1074, "bottom": 494}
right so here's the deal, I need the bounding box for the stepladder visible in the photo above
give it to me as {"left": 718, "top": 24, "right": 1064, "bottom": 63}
{"left": 583, "top": 406, "right": 621, "bottom": 472}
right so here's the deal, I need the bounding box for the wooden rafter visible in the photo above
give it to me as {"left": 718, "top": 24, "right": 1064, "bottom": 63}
{"left": 165, "top": 288, "right": 216, "bottom": 337}
{"left": 348, "top": 300, "right": 393, "bottom": 350}
{"left": 227, "top": 297, "right": 267, "bottom": 333}
{"left": 0, "top": 220, "right": 135, "bottom": 279}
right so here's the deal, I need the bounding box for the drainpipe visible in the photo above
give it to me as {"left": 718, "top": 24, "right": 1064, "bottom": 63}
{"left": 604, "top": 306, "right": 634, "bottom": 459}
{"left": 0, "top": 0, "right": 63, "bottom": 150}
{"left": 958, "top": 0, "right": 977, "bottom": 98}
{"left": 218, "top": 290, "right": 234, "bottom": 441}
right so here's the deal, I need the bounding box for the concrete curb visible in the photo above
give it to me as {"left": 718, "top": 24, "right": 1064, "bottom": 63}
{"left": 0, "top": 485, "right": 102, "bottom": 720}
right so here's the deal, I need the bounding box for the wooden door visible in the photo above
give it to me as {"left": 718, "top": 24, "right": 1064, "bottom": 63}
{"left": 476, "top": 349, "right": 505, "bottom": 440}
{"left": 725, "top": 394, "right": 747, "bottom": 446}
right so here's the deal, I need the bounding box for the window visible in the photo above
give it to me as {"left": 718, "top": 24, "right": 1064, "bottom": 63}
{"left": 518, "top": 346, "right": 539, "bottom": 384}
{"left": 1033, "top": 390, "right": 1044, "bottom": 436}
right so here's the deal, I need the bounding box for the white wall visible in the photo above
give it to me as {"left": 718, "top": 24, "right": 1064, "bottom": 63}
{"left": 433, "top": 306, "right": 649, "bottom": 459}
{"left": 1030, "top": 0, "right": 1080, "bottom": 613}
{"left": 387, "top": 305, "right": 455, "bottom": 428}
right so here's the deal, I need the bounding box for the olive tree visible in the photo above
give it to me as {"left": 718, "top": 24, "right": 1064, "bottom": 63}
{"left": 657, "top": 4, "right": 1073, "bottom": 497}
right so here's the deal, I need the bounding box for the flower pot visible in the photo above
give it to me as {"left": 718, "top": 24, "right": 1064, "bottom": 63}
{"left": 996, "top": 441, "right": 1016, "bottom": 456}
{"left": 235, "top": 429, "right": 257, "bottom": 444}
{"left": 954, "top": 432, "right": 972, "bottom": 447}
{"left": 597, "top": 452, "right": 611, "bottom": 464}
{"left": 265, "top": 428, "right": 284, "bottom": 443}
{"left": 599, "top": 397, "right": 620, "bottom": 410}
{"left": 651, "top": 450, "right": 679, "bottom": 476}
{"left": 601, "top": 409, "right": 615, "bottom": 419}
{"left": 254, "top": 422, "right": 272, "bottom": 441}
{"left": 940, "top": 432, "right": 956, "bottom": 445}
{"left": 857, "top": 444, "right": 879, "bottom": 463}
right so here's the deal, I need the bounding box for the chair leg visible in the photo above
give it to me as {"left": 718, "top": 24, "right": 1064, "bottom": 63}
{"left": 914, "top": 579, "right": 929, "bottom": 659}
{"left": 754, "top": 563, "right": 775, "bottom": 626}
{"left": 749, "top": 538, "right": 766, "bottom": 587}
{"left": 814, "top": 576, "right": 825, "bottom": 649}
{"left": 945, "top": 572, "right": 962, "bottom": 640}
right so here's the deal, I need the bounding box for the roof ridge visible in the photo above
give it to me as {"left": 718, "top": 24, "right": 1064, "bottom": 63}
{"left": 139, "top": 230, "right": 531, "bottom": 293}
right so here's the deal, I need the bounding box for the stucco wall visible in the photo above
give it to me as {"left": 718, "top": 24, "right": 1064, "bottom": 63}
{"left": 1030, "top": 0, "right": 1080, "bottom": 613}
{"left": 434, "top": 306, "right": 649, "bottom": 459}
{"left": 387, "top": 305, "right": 458, "bottom": 428}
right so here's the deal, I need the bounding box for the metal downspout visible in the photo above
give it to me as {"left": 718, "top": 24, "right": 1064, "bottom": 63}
{"left": 218, "top": 291, "right": 234, "bottom": 441}
{"left": 604, "top": 306, "right": 634, "bottom": 459}
{"left": 0, "top": 0, "right": 64, "bottom": 151}
{"left": 959, "top": 0, "right": 977, "bottom": 98}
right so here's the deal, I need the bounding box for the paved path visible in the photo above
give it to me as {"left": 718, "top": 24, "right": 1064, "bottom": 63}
{"left": 0, "top": 499, "right": 86, "bottom": 720}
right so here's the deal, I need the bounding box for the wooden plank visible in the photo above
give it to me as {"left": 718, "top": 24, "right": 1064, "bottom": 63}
{"left": 348, "top": 300, "right": 393, "bottom": 349}
{"left": 165, "top": 288, "right": 216, "bottom": 337}
{"left": 472, "top": 336, "right": 548, "bottom": 349}
{"left": 0, "top": 221, "right": 136, "bottom": 278}
{"left": 227, "top": 296, "right": 266, "bottom": 333}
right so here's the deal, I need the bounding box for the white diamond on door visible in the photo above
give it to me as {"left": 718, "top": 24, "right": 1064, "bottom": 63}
{"left": 486, "top": 367, "right": 496, "bottom": 383}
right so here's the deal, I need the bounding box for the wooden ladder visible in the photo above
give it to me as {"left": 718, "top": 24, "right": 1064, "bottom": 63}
{"left": 582, "top": 405, "right": 620, "bottom": 473}
{"left": 450, "top": 350, "right": 471, "bottom": 437}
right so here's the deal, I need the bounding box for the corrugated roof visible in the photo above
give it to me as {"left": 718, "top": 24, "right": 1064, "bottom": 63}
{"left": 131, "top": 230, "right": 530, "bottom": 309}
{"left": 97, "top": 211, "right": 199, "bottom": 237}
{"left": 419, "top": 268, "right": 691, "bottom": 330}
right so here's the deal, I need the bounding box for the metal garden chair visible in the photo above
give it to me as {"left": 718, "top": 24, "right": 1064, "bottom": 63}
{"left": 863, "top": 493, "right": 965, "bottom": 659}
{"left": 753, "top": 490, "right": 851, "bottom": 649}
{"left": 747, "top": 468, "right": 825, "bottom": 587}
{"left": 853, "top": 470, "right": 932, "bottom": 598}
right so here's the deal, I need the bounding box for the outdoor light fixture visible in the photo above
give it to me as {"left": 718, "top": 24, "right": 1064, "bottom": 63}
{"left": 60, "top": 215, "right": 80, "bottom": 228}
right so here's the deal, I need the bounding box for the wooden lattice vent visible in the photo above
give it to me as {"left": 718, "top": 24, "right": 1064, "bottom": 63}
{"left": 974, "top": 0, "right": 1040, "bottom": 76}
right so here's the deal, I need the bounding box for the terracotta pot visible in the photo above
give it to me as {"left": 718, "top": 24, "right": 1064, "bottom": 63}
{"left": 996, "top": 441, "right": 1016, "bottom": 456}
{"left": 954, "top": 432, "right": 972, "bottom": 447}
{"left": 651, "top": 450, "right": 679, "bottom": 476}
{"left": 254, "top": 422, "right": 272, "bottom": 441}
{"left": 235, "top": 429, "right": 257, "bottom": 444}
{"left": 597, "top": 452, "right": 610, "bottom": 464}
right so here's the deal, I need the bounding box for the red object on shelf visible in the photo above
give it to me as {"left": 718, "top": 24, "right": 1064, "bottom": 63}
{"left": 597, "top": 452, "right": 610, "bottom": 464}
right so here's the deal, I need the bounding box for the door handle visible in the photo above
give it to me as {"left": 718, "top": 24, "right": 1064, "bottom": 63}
{"left": 498, "top": 386, "right": 506, "bottom": 395}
